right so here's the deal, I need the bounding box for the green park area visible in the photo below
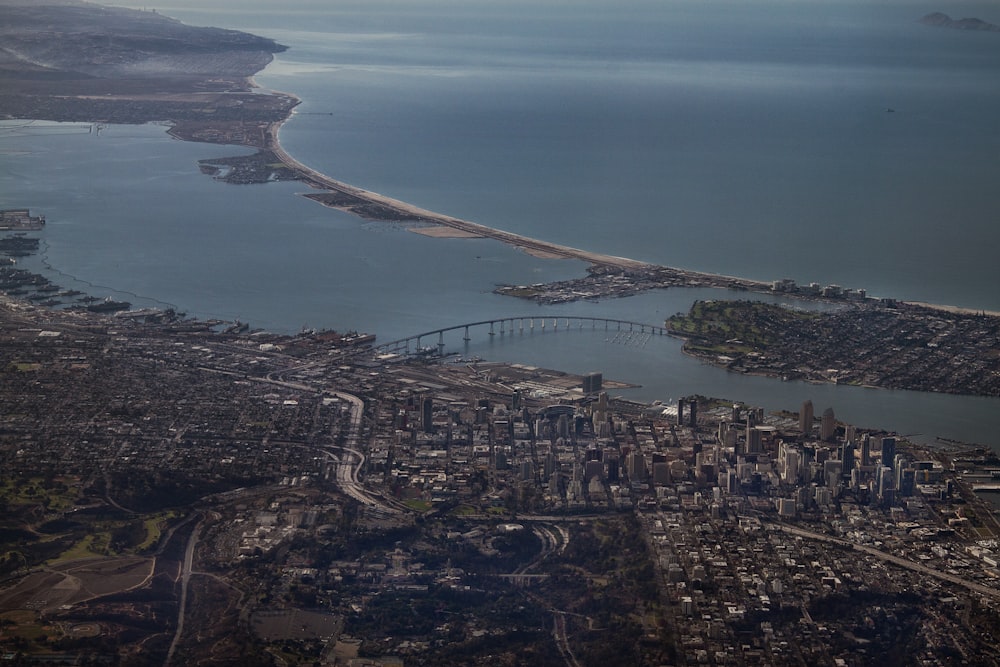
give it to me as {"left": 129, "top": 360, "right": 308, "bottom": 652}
{"left": 665, "top": 299, "right": 817, "bottom": 357}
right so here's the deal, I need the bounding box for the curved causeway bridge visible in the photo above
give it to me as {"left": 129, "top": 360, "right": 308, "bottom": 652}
{"left": 373, "top": 316, "right": 670, "bottom": 356}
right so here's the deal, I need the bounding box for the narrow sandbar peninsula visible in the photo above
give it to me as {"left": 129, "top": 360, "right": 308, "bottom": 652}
{"left": 3, "top": 0, "right": 998, "bottom": 323}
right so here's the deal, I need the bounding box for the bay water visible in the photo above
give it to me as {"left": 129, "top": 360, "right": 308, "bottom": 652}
{"left": 2, "top": 0, "right": 999, "bottom": 446}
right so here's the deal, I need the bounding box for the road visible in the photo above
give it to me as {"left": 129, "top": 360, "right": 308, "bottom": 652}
{"left": 164, "top": 517, "right": 202, "bottom": 667}
{"left": 768, "top": 522, "right": 1000, "bottom": 600}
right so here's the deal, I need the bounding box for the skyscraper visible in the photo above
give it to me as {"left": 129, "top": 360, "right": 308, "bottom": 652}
{"left": 840, "top": 442, "right": 854, "bottom": 477}
{"left": 880, "top": 437, "right": 896, "bottom": 470}
{"left": 582, "top": 372, "right": 603, "bottom": 394}
{"left": 860, "top": 434, "right": 871, "bottom": 466}
{"left": 800, "top": 400, "right": 814, "bottom": 435}
{"left": 820, "top": 407, "right": 836, "bottom": 441}
{"left": 421, "top": 397, "right": 434, "bottom": 433}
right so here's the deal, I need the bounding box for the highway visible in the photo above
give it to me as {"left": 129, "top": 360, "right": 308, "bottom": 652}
{"left": 164, "top": 518, "right": 202, "bottom": 667}
{"left": 767, "top": 522, "right": 1000, "bottom": 600}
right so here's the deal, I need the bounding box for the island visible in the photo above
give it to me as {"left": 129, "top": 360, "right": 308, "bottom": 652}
{"left": 920, "top": 12, "right": 1000, "bottom": 32}
{"left": 665, "top": 299, "right": 1000, "bottom": 397}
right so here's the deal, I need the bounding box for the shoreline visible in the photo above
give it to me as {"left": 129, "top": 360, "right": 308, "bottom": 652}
{"left": 2, "top": 14, "right": 995, "bottom": 319}
{"left": 260, "top": 113, "right": 653, "bottom": 271}
{"left": 249, "top": 88, "right": 1000, "bottom": 319}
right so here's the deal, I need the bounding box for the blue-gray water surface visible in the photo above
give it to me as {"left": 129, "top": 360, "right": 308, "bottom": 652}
{"left": 2, "top": 0, "right": 999, "bottom": 447}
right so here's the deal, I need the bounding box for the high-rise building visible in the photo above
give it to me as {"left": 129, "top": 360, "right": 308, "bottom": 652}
{"left": 627, "top": 452, "right": 647, "bottom": 481}
{"left": 544, "top": 451, "right": 557, "bottom": 478}
{"left": 421, "top": 397, "right": 434, "bottom": 433}
{"left": 878, "top": 465, "right": 894, "bottom": 500}
{"left": 894, "top": 453, "right": 907, "bottom": 476}
{"left": 717, "top": 420, "right": 730, "bottom": 445}
{"left": 652, "top": 461, "right": 671, "bottom": 485}
{"left": 800, "top": 400, "right": 814, "bottom": 435}
{"left": 840, "top": 442, "right": 854, "bottom": 477}
{"left": 606, "top": 456, "right": 620, "bottom": 482}
{"left": 824, "top": 460, "right": 842, "bottom": 489}
{"left": 688, "top": 400, "right": 698, "bottom": 428}
{"left": 820, "top": 407, "right": 836, "bottom": 441}
{"left": 880, "top": 437, "right": 896, "bottom": 470}
{"left": 860, "top": 434, "right": 871, "bottom": 466}
{"left": 782, "top": 449, "right": 800, "bottom": 485}
{"left": 899, "top": 468, "right": 916, "bottom": 497}
{"left": 582, "top": 372, "right": 603, "bottom": 394}
{"left": 557, "top": 414, "right": 570, "bottom": 439}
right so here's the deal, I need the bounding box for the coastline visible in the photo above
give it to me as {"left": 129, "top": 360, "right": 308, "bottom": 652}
{"left": 3, "top": 0, "right": 997, "bottom": 319}
{"left": 664, "top": 299, "right": 1000, "bottom": 398}
{"left": 258, "top": 109, "right": 1000, "bottom": 318}
{"left": 248, "top": 87, "right": 1000, "bottom": 318}
{"left": 259, "top": 112, "right": 653, "bottom": 271}
{"left": 903, "top": 301, "right": 1000, "bottom": 318}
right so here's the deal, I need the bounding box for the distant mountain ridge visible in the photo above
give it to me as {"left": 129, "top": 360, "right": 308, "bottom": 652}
{"left": 920, "top": 12, "right": 1000, "bottom": 32}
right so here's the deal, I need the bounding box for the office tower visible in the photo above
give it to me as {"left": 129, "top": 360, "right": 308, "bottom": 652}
{"left": 878, "top": 465, "right": 894, "bottom": 498}
{"left": 860, "top": 434, "right": 871, "bottom": 466}
{"left": 880, "top": 437, "right": 896, "bottom": 470}
{"left": 840, "top": 442, "right": 854, "bottom": 477}
{"left": 718, "top": 420, "right": 730, "bottom": 445}
{"left": 421, "top": 397, "right": 434, "bottom": 433}
{"left": 582, "top": 372, "right": 603, "bottom": 394}
{"left": 627, "top": 452, "right": 646, "bottom": 481}
{"left": 824, "top": 460, "right": 842, "bottom": 489}
{"left": 820, "top": 407, "right": 836, "bottom": 441}
{"left": 899, "top": 468, "right": 916, "bottom": 497}
{"left": 544, "top": 451, "right": 557, "bottom": 478}
{"left": 606, "top": 456, "right": 620, "bottom": 482}
{"left": 557, "top": 414, "right": 570, "bottom": 439}
{"left": 652, "top": 461, "right": 671, "bottom": 485}
{"left": 800, "top": 400, "right": 814, "bottom": 435}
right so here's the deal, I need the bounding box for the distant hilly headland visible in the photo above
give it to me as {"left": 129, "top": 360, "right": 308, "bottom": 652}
{"left": 920, "top": 12, "right": 1000, "bottom": 32}
{"left": 0, "top": 0, "right": 285, "bottom": 83}
{"left": 0, "top": 0, "right": 293, "bottom": 130}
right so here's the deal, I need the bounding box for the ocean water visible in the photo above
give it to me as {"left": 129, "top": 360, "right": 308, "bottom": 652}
{"left": 133, "top": 0, "right": 1000, "bottom": 309}
{"left": 3, "top": 0, "right": 1000, "bottom": 446}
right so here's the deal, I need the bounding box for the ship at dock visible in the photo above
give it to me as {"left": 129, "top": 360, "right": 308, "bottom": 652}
{"left": 0, "top": 209, "right": 46, "bottom": 231}
{"left": 86, "top": 297, "right": 131, "bottom": 313}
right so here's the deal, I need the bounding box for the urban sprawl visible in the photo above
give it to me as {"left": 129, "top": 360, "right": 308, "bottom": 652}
{"left": 1, "top": 296, "right": 999, "bottom": 666}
